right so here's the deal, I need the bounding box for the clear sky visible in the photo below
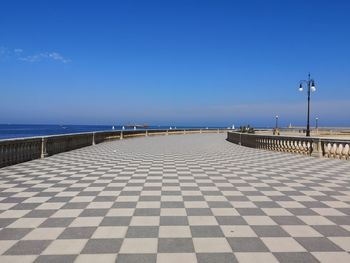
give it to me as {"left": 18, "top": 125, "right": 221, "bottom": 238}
{"left": 1, "top": 0, "right": 349, "bottom": 127}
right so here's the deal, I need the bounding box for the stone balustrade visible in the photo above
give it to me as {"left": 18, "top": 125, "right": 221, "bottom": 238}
{"left": 227, "top": 132, "right": 350, "bottom": 160}
{"left": 0, "top": 128, "right": 227, "bottom": 168}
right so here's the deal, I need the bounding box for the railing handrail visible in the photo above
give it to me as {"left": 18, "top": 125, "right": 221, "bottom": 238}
{"left": 228, "top": 131, "right": 350, "bottom": 144}
{"left": 227, "top": 131, "right": 350, "bottom": 161}
{"left": 0, "top": 128, "right": 228, "bottom": 143}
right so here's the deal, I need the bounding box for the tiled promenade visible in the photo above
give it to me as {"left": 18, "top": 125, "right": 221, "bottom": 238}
{"left": 0, "top": 133, "right": 350, "bottom": 263}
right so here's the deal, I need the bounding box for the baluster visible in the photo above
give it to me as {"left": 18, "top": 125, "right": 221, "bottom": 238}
{"left": 345, "top": 144, "right": 350, "bottom": 160}
{"left": 330, "top": 143, "right": 337, "bottom": 158}
{"left": 336, "top": 143, "right": 343, "bottom": 159}
{"left": 298, "top": 141, "right": 303, "bottom": 154}
{"left": 324, "top": 143, "right": 330, "bottom": 158}
{"left": 282, "top": 139, "right": 287, "bottom": 152}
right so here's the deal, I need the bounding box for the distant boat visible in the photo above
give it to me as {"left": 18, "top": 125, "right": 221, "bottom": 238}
{"left": 124, "top": 124, "right": 149, "bottom": 129}
{"left": 112, "top": 126, "right": 115, "bottom": 130}
{"left": 232, "top": 124, "right": 235, "bottom": 129}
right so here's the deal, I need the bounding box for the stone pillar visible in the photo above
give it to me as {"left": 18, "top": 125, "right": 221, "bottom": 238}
{"left": 41, "top": 138, "right": 47, "bottom": 158}
{"left": 120, "top": 131, "right": 123, "bottom": 140}
{"left": 145, "top": 130, "right": 148, "bottom": 137}
{"left": 311, "top": 139, "right": 323, "bottom": 158}
{"left": 92, "top": 132, "right": 96, "bottom": 145}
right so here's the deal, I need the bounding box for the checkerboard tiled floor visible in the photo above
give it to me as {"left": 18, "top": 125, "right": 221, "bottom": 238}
{"left": 0, "top": 133, "right": 350, "bottom": 263}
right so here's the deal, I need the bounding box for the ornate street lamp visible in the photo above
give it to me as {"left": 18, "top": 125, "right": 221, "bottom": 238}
{"left": 298, "top": 74, "right": 316, "bottom": 137}
{"left": 275, "top": 115, "right": 279, "bottom": 129}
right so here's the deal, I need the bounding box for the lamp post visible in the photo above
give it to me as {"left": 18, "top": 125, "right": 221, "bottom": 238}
{"left": 275, "top": 115, "right": 279, "bottom": 129}
{"left": 298, "top": 73, "right": 316, "bottom": 137}
{"left": 315, "top": 117, "right": 319, "bottom": 129}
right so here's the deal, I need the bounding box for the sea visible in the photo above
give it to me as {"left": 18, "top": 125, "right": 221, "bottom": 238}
{"left": 0, "top": 124, "right": 226, "bottom": 140}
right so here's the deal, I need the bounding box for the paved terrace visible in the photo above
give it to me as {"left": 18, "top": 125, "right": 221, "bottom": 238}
{"left": 0, "top": 133, "right": 350, "bottom": 263}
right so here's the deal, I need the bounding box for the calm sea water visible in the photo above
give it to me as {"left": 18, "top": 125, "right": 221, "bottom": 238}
{"left": 0, "top": 124, "right": 224, "bottom": 140}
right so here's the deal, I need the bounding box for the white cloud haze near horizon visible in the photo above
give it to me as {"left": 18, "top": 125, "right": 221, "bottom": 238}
{"left": 0, "top": 46, "right": 70, "bottom": 63}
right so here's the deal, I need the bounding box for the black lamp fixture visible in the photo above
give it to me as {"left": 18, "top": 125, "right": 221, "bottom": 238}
{"left": 298, "top": 73, "right": 316, "bottom": 137}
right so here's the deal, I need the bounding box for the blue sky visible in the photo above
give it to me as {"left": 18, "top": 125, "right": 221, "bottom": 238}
{"left": 1, "top": 0, "right": 349, "bottom": 127}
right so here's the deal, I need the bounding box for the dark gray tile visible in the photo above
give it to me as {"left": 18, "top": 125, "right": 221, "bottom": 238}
{"left": 158, "top": 238, "right": 194, "bottom": 253}
{"left": 252, "top": 226, "right": 290, "bottom": 237}
{"left": 197, "top": 253, "right": 238, "bottom": 263}
{"left": 40, "top": 218, "right": 74, "bottom": 228}
{"left": 207, "top": 201, "right": 232, "bottom": 208}
{"left": 312, "top": 225, "right": 350, "bottom": 237}
{"left": 93, "top": 196, "right": 117, "bottom": 202}
{"left": 112, "top": 202, "right": 137, "bottom": 208}
{"left": 186, "top": 208, "right": 212, "bottom": 216}
{"left": 216, "top": 216, "right": 247, "bottom": 225}
{"left": 161, "top": 202, "right": 184, "bottom": 208}
{"left": 34, "top": 255, "right": 77, "bottom": 263}
{"left": 24, "top": 209, "right": 56, "bottom": 218}
{"left": 116, "top": 254, "right": 156, "bottom": 263}
{"left": 139, "top": 196, "right": 161, "bottom": 201}
{"left": 58, "top": 227, "right": 96, "bottom": 239}
{"left": 5, "top": 240, "right": 51, "bottom": 255}
{"left": 0, "top": 228, "right": 32, "bottom": 240}
{"left": 0, "top": 218, "right": 16, "bottom": 228}
{"left": 48, "top": 197, "right": 72, "bottom": 202}
{"left": 271, "top": 216, "right": 305, "bottom": 225}
{"left": 11, "top": 203, "right": 41, "bottom": 210}
{"left": 236, "top": 208, "right": 265, "bottom": 216}
{"left": 296, "top": 237, "right": 342, "bottom": 251}
{"left": 274, "top": 252, "right": 320, "bottom": 263}
{"left": 126, "top": 226, "right": 159, "bottom": 238}
{"left": 62, "top": 202, "right": 89, "bottom": 209}
{"left": 327, "top": 216, "right": 350, "bottom": 225}
{"left": 227, "top": 237, "right": 269, "bottom": 252}
{"left": 301, "top": 201, "right": 329, "bottom": 208}
{"left": 254, "top": 201, "right": 281, "bottom": 208}
{"left": 134, "top": 208, "right": 160, "bottom": 216}
{"left": 190, "top": 226, "right": 224, "bottom": 237}
{"left": 287, "top": 208, "right": 318, "bottom": 216}
{"left": 226, "top": 196, "right": 250, "bottom": 201}
{"left": 81, "top": 238, "right": 122, "bottom": 253}
{"left": 100, "top": 216, "right": 131, "bottom": 226}
{"left": 2, "top": 197, "right": 26, "bottom": 203}
{"left": 183, "top": 196, "right": 205, "bottom": 201}
{"left": 120, "top": 191, "right": 140, "bottom": 196}
{"left": 79, "top": 209, "right": 108, "bottom": 217}
{"left": 160, "top": 216, "right": 188, "bottom": 225}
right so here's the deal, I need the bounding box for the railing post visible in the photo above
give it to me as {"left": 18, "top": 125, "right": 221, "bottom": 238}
{"left": 120, "top": 131, "right": 123, "bottom": 140}
{"left": 145, "top": 130, "right": 148, "bottom": 137}
{"left": 318, "top": 140, "right": 324, "bottom": 158}
{"left": 166, "top": 130, "right": 169, "bottom": 135}
{"left": 41, "top": 137, "right": 47, "bottom": 158}
{"left": 311, "top": 139, "right": 323, "bottom": 158}
{"left": 92, "top": 132, "right": 96, "bottom": 145}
